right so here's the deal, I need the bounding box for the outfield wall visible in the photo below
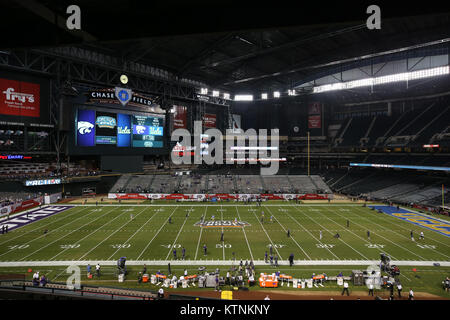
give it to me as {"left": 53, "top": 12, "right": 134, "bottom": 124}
{"left": 107, "top": 193, "right": 332, "bottom": 201}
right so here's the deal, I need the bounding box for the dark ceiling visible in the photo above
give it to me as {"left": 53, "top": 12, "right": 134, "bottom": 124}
{"left": 1, "top": 0, "right": 450, "bottom": 94}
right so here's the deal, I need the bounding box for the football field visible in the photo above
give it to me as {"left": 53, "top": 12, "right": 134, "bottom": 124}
{"left": 1, "top": 203, "right": 449, "bottom": 266}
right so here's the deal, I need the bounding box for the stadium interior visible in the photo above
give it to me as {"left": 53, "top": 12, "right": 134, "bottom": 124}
{"left": 0, "top": 0, "right": 449, "bottom": 303}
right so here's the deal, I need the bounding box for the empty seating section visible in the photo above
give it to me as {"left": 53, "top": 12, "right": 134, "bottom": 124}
{"left": 110, "top": 174, "right": 332, "bottom": 194}
{"left": 340, "top": 116, "right": 373, "bottom": 146}
{"left": 365, "top": 115, "right": 397, "bottom": 146}
{"left": 111, "top": 175, "right": 132, "bottom": 192}
{"left": 417, "top": 106, "right": 450, "bottom": 144}
{"left": 390, "top": 186, "right": 443, "bottom": 204}
{"left": 261, "top": 175, "right": 293, "bottom": 193}
{"left": 235, "top": 175, "right": 264, "bottom": 193}
{"left": 178, "top": 175, "right": 204, "bottom": 193}
{"left": 288, "top": 176, "right": 317, "bottom": 193}
{"left": 150, "top": 175, "right": 180, "bottom": 193}
{"left": 311, "top": 175, "right": 332, "bottom": 193}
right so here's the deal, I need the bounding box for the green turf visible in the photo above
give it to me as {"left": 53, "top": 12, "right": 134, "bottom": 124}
{"left": 0, "top": 203, "right": 449, "bottom": 297}
{"left": 1, "top": 203, "right": 449, "bottom": 262}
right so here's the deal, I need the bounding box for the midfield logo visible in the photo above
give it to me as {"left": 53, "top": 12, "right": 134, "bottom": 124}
{"left": 194, "top": 220, "right": 251, "bottom": 228}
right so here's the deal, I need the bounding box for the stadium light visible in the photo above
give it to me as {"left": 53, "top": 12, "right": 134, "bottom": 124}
{"left": 212, "top": 90, "right": 220, "bottom": 97}
{"left": 261, "top": 93, "right": 268, "bottom": 100}
{"left": 223, "top": 93, "right": 230, "bottom": 100}
{"left": 288, "top": 89, "right": 296, "bottom": 96}
{"left": 234, "top": 94, "right": 253, "bottom": 101}
{"left": 200, "top": 88, "right": 208, "bottom": 94}
{"left": 273, "top": 91, "right": 280, "bottom": 98}
{"left": 312, "top": 65, "right": 450, "bottom": 93}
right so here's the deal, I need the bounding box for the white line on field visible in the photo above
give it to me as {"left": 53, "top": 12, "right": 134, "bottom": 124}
{"left": 54, "top": 207, "right": 148, "bottom": 261}
{"left": 264, "top": 206, "right": 311, "bottom": 260}
{"left": 0, "top": 206, "right": 89, "bottom": 246}
{"left": 284, "top": 205, "right": 340, "bottom": 259}
{"left": 220, "top": 204, "right": 225, "bottom": 260}
{"left": 293, "top": 205, "right": 370, "bottom": 260}
{"left": 249, "top": 207, "right": 283, "bottom": 260}
{"left": 194, "top": 207, "right": 208, "bottom": 260}
{"left": 165, "top": 206, "right": 192, "bottom": 260}
{"left": 135, "top": 206, "right": 179, "bottom": 260}
{"left": 235, "top": 206, "right": 254, "bottom": 261}
{"left": 317, "top": 206, "right": 400, "bottom": 260}
{"left": 0, "top": 206, "right": 113, "bottom": 259}
{"left": 18, "top": 207, "right": 119, "bottom": 261}
{"left": 106, "top": 207, "right": 160, "bottom": 260}
{"left": 74, "top": 206, "right": 149, "bottom": 261}
{"left": 354, "top": 206, "right": 450, "bottom": 259}
{"left": 327, "top": 206, "right": 427, "bottom": 261}
{"left": 363, "top": 206, "right": 450, "bottom": 249}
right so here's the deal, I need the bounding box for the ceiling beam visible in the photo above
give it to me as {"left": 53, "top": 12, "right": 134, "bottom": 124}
{"left": 178, "top": 32, "right": 237, "bottom": 76}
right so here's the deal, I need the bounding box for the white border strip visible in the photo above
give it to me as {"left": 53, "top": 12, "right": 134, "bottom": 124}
{"left": 0, "top": 260, "right": 448, "bottom": 267}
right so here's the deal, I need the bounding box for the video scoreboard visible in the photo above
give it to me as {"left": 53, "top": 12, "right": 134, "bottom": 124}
{"left": 75, "top": 107, "right": 164, "bottom": 149}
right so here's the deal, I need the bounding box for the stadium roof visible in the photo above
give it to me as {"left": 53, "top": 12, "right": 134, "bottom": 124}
{"left": 1, "top": 1, "right": 450, "bottom": 96}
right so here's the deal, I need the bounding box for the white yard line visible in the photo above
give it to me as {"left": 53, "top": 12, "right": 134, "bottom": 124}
{"left": 366, "top": 206, "right": 450, "bottom": 249}
{"left": 317, "top": 206, "right": 401, "bottom": 260}
{"left": 354, "top": 206, "right": 450, "bottom": 259}
{"left": 106, "top": 207, "right": 158, "bottom": 260}
{"left": 293, "top": 205, "right": 370, "bottom": 260}
{"left": 249, "top": 208, "right": 283, "bottom": 260}
{"left": 264, "top": 205, "right": 312, "bottom": 260}
{"left": 75, "top": 206, "right": 150, "bottom": 261}
{"left": 235, "top": 206, "right": 254, "bottom": 261}
{"left": 18, "top": 207, "right": 119, "bottom": 261}
{"left": 2, "top": 260, "right": 448, "bottom": 267}
{"left": 220, "top": 204, "right": 225, "bottom": 260}
{"left": 0, "top": 206, "right": 112, "bottom": 259}
{"left": 0, "top": 206, "right": 86, "bottom": 246}
{"left": 164, "top": 206, "right": 192, "bottom": 260}
{"left": 194, "top": 206, "right": 208, "bottom": 260}
{"left": 326, "top": 206, "right": 428, "bottom": 261}
{"left": 135, "top": 206, "right": 179, "bottom": 260}
{"left": 286, "top": 204, "right": 340, "bottom": 259}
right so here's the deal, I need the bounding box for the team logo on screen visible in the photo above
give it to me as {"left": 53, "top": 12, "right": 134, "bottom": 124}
{"left": 77, "top": 121, "right": 94, "bottom": 134}
{"left": 96, "top": 116, "right": 116, "bottom": 129}
{"left": 115, "top": 87, "right": 133, "bottom": 106}
{"left": 136, "top": 125, "right": 146, "bottom": 134}
{"left": 149, "top": 126, "right": 163, "bottom": 136}
{"left": 118, "top": 126, "right": 131, "bottom": 134}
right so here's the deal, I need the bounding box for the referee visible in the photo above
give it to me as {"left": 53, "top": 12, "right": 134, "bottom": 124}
{"left": 368, "top": 283, "right": 374, "bottom": 296}
{"left": 342, "top": 281, "right": 350, "bottom": 296}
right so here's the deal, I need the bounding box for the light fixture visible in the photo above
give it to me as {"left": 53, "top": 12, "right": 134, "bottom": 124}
{"left": 120, "top": 74, "right": 128, "bottom": 84}
{"left": 273, "top": 91, "right": 280, "bottom": 98}
{"left": 312, "top": 65, "right": 450, "bottom": 93}
{"left": 261, "top": 93, "right": 268, "bottom": 100}
{"left": 288, "top": 89, "right": 296, "bottom": 96}
{"left": 234, "top": 94, "right": 253, "bottom": 101}
{"left": 212, "top": 90, "right": 219, "bottom": 97}
{"left": 200, "top": 88, "right": 208, "bottom": 95}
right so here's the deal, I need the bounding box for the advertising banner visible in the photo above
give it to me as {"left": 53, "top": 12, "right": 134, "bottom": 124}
{"left": 308, "top": 102, "right": 321, "bottom": 115}
{"left": 173, "top": 105, "right": 187, "bottom": 130}
{"left": 202, "top": 113, "right": 216, "bottom": 128}
{"left": 0, "top": 78, "right": 40, "bottom": 117}
{"left": 308, "top": 115, "right": 321, "bottom": 129}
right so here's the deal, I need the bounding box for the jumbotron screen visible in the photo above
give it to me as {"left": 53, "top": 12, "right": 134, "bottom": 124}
{"left": 76, "top": 108, "right": 164, "bottom": 148}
